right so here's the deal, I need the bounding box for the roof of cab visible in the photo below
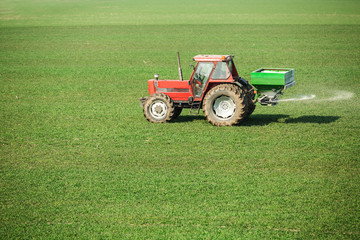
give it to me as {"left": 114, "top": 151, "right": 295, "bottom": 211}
{"left": 193, "top": 55, "right": 234, "bottom": 62}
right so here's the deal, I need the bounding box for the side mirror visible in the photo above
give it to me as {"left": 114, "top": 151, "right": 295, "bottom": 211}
{"left": 189, "top": 64, "right": 195, "bottom": 70}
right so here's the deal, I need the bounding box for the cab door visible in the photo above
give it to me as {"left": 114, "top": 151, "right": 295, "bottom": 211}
{"left": 191, "top": 62, "right": 214, "bottom": 98}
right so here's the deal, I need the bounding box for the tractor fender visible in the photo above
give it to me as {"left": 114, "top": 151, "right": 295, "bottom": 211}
{"left": 234, "top": 77, "right": 252, "bottom": 91}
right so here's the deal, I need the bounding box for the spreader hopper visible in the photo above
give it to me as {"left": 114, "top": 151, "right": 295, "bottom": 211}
{"left": 251, "top": 68, "right": 295, "bottom": 105}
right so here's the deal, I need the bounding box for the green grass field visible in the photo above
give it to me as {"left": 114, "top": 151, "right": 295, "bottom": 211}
{"left": 1, "top": 0, "right": 360, "bottom": 239}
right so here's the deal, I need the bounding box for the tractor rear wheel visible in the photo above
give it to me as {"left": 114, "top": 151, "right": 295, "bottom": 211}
{"left": 244, "top": 91, "right": 256, "bottom": 119}
{"left": 143, "top": 93, "right": 175, "bottom": 123}
{"left": 203, "top": 84, "right": 247, "bottom": 126}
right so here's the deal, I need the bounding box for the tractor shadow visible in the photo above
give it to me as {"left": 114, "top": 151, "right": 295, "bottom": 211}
{"left": 174, "top": 114, "right": 340, "bottom": 126}
{"left": 175, "top": 115, "right": 206, "bottom": 123}
{"left": 243, "top": 114, "right": 340, "bottom": 126}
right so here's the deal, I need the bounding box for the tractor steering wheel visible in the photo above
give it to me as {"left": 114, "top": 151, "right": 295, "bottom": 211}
{"left": 198, "top": 74, "right": 205, "bottom": 82}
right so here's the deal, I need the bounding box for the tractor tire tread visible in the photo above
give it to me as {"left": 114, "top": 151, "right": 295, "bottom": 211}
{"left": 244, "top": 91, "right": 256, "bottom": 120}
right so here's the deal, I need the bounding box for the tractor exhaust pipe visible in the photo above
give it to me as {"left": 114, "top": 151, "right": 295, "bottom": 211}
{"left": 177, "top": 52, "right": 183, "bottom": 81}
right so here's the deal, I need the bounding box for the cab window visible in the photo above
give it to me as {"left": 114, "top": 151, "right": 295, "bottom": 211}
{"left": 212, "top": 62, "right": 230, "bottom": 79}
{"left": 228, "top": 60, "right": 234, "bottom": 75}
{"left": 192, "top": 62, "right": 214, "bottom": 97}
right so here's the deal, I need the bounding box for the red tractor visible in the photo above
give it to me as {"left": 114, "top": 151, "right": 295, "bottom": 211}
{"left": 140, "top": 53, "right": 295, "bottom": 126}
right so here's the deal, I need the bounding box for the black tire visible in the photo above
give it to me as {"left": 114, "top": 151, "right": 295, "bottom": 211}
{"left": 203, "top": 84, "right": 248, "bottom": 126}
{"left": 244, "top": 91, "right": 256, "bottom": 120}
{"left": 172, "top": 107, "right": 183, "bottom": 120}
{"left": 143, "top": 93, "right": 175, "bottom": 123}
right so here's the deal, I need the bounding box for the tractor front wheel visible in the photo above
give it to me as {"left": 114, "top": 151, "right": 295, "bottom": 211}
{"left": 172, "top": 107, "right": 183, "bottom": 120}
{"left": 203, "top": 84, "right": 247, "bottom": 126}
{"left": 143, "top": 93, "right": 175, "bottom": 123}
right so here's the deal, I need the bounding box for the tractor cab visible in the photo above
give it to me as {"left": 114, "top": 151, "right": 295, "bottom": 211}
{"left": 190, "top": 55, "right": 242, "bottom": 99}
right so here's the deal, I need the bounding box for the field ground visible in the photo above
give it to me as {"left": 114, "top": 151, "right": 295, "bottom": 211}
{"left": 1, "top": 0, "right": 360, "bottom": 239}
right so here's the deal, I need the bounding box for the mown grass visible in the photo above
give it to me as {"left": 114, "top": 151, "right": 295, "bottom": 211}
{"left": 1, "top": 0, "right": 360, "bottom": 239}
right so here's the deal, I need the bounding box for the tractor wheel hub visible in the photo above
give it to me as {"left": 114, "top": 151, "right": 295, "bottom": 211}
{"left": 221, "top": 102, "right": 230, "bottom": 110}
{"left": 154, "top": 105, "right": 163, "bottom": 114}
{"left": 150, "top": 101, "right": 168, "bottom": 119}
{"left": 213, "top": 96, "right": 236, "bottom": 119}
